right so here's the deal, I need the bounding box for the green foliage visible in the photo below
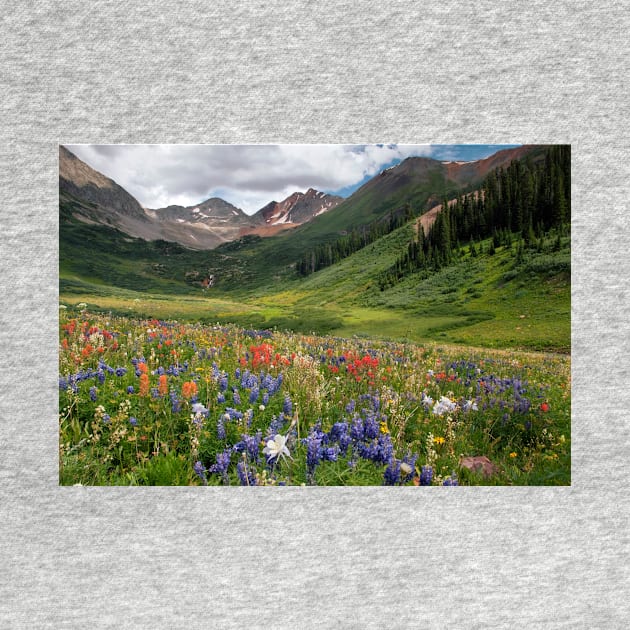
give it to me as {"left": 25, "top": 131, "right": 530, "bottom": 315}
{"left": 379, "top": 146, "right": 570, "bottom": 290}
{"left": 137, "top": 453, "right": 193, "bottom": 486}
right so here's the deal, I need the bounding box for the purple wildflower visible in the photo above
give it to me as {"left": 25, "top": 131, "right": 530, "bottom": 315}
{"left": 420, "top": 466, "right": 433, "bottom": 486}
{"left": 442, "top": 473, "right": 458, "bottom": 486}
{"left": 209, "top": 449, "right": 231, "bottom": 484}
{"left": 383, "top": 459, "right": 401, "bottom": 485}
{"left": 236, "top": 461, "right": 257, "bottom": 486}
{"left": 283, "top": 396, "right": 293, "bottom": 417}
{"left": 193, "top": 461, "right": 207, "bottom": 485}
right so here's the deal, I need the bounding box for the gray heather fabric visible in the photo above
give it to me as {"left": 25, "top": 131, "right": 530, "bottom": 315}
{"left": 1, "top": 1, "right": 628, "bottom": 627}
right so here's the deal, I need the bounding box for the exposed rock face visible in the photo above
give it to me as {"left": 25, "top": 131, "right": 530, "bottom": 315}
{"left": 253, "top": 188, "right": 342, "bottom": 226}
{"left": 59, "top": 145, "right": 148, "bottom": 223}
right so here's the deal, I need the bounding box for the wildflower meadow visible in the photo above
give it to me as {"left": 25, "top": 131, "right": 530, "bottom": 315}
{"left": 59, "top": 310, "right": 571, "bottom": 485}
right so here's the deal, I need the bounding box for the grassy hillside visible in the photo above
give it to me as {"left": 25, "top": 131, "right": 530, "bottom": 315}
{"left": 61, "top": 199, "right": 570, "bottom": 353}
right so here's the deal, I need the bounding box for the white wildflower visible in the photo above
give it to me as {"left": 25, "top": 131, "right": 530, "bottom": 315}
{"left": 263, "top": 434, "right": 292, "bottom": 462}
{"left": 432, "top": 396, "right": 457, "bottom": 416}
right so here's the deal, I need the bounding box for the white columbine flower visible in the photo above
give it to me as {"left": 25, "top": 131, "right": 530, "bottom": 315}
{"left": 432, "top": 396, "right": 457, "bottom": 416}
{"left": 263, "top": 434, "right": 292, "bottom": 463}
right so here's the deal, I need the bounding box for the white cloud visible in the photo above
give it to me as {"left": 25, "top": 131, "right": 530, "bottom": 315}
{"left": 63, "top": 144, "right": 498, "bottom": 214}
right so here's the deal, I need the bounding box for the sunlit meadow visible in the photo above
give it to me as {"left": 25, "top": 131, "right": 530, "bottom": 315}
{"left": 59, "top": 308, "right": 571, "bottom": 486}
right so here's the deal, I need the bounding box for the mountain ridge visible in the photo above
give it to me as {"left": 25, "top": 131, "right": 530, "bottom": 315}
{"left": 60, "top": 146, "right": 343, "bottom": 249}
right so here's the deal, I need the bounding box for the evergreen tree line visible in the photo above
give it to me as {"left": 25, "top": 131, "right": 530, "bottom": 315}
{"left": 378, "top": 145, "right": 570, "bottom": 290}
{"left": 296, "top": 204, "right": 415, "bottom": 276}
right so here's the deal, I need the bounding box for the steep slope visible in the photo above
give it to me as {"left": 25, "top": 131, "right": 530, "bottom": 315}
{"left": 215, "top": 146, "right": 545, "bottom": 284}
{"left": 60, "top": 145, "right": 152, "bottom": 230}
{"left": 253, "top": 188, "right": 342, "bottom": 226}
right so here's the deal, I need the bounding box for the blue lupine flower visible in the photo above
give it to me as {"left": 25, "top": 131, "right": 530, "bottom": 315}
{"left": 267, "top": 413, "right": 285, "bottom": 439}
{"left": 305, "top": 430, "right": 323, "bottom": 482}
{"left": 443, "top": 474, "right": 458, "bottom": 486}
{"left": 249, "top": 388, "right": 259, "bottom": 404}
{"left": 193, "top": 461, "right": 207, "bottom": 485}
{"left": 89, "top": 386, "right": 98, "bottom": 402}
{"left": 219, "top": 375, "right": 228, "bottom": 392}
{"left": 350, "top": 416, "right": 365, "bottom": 442}
{"left": 115, "top": 367, "right": 127, "bottom": 377}
{"left": 217, "top": 415, "right": 226, "bottom": 440}
{"left": 363, "top": 434, "right": 394, "bottom": 465}
{"left": 233, "top": 389, "right": 241, "bottom": 406}
{"left": 420, "top": 466, "right": 433, "bottom": 486}
{"left": 237, "top": 461, "right": 257, "bottom": 486}
{"left": 329, "top": 422, "right": 352, "bottom": 455}
{"left": 217, "top": 392, "right": 226, "bottom": 404}
{"left": 283, "top": 396, "right": 292, "bottom": 417}
{"left": 225, "top": 407, "right": 243, "bottom": 421}
{"left": 209, "top": 449, "right": 231, "bottom": 484}
{"left": 363, "top": 413, "right": 380, "bottom": 440}
{"left": 59, "top": 377, "right": 68, "bottom": 391}
{"left": 234, "top": 432, "right": 262, "bottom": 463}
{"left": 129, "top": 417, "right": 138, "bottom": 427}
{"left": 262, "top": 392, "right": 269, "bottom": 405}
{"left": 383, "top": 459, "right": 401, "bottom": 485}
{"left": 102, "top": 414, "right": 111, "bottom": 424}
{"left": 170, "top": 391, "right": 181, "bottom": 414}
{"left": 127, "top": 385, "right": 135, "bottom": 394}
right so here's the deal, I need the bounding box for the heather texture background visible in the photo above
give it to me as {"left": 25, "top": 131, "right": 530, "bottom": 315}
{"left": 1, "top": 2, "right": 628, "bottom": 627}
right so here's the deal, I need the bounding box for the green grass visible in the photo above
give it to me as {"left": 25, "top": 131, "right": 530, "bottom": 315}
{"left": 61, "top": 196, "right": 570, "bottom": 353}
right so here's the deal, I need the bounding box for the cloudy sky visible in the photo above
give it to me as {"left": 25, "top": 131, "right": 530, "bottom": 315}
{"left": 64, "top": 144, "right": 521, "bottom": 214}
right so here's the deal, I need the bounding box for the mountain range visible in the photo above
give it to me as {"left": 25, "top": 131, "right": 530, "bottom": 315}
{"left": 59, "top": 146, "right": 343, "bottom": 249}
{"left": 60, "top": 145, "right": 546, "bottom": 253}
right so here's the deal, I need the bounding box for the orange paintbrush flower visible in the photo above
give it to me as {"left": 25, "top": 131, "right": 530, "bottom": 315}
{"left": 139, "top": 373, "right": 149, "bottom": 396}
{"left": 158, "top": 374, "right": 168, "bottom": 396}
{"left": 182, "top": 380, "right": 198, "bottom": 399}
